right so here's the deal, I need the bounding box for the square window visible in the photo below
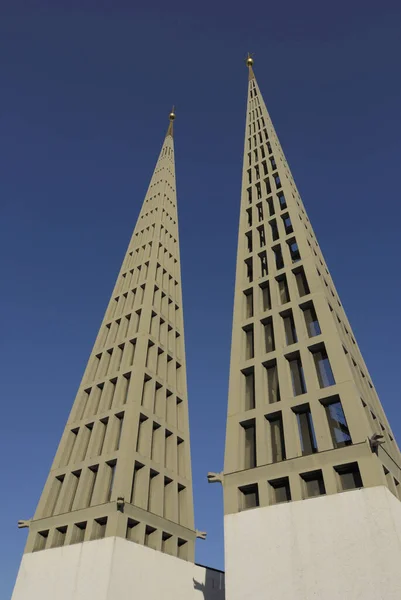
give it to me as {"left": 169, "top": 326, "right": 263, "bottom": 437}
{"left": 239, "top": 484, "right": 259, "bottom": 510}
{"left": 268, "top": 477, "right": 291, "bottom": 504}
{"left": 335, "top": 462, "right": 363, "bottom": 491}
{"left": 301, "top": 470, "right": 326, "bottom": 497}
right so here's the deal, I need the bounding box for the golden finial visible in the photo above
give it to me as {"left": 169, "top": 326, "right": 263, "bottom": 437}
{"left": 166, "top": 106, "right": 175, "bottom": 138}
{"left": 246, "top": 53, "right": 254, "bottom": 68}
{"left": 246, "top": 53, "right": 255, "bottom": 81}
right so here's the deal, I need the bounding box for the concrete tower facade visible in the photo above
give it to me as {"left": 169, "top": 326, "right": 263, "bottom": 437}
{"left": 13, "top": 114, "right": 225, "bottom": 600}
{"left": 222, "top": 59, "right": 401, "bottom": 599}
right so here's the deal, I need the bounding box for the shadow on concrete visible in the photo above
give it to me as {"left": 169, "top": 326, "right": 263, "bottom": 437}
{"left": 193, "top": 564, "right": 225, "bottom": 599}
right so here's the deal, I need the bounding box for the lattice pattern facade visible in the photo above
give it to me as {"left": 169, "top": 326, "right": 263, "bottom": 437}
{"left": 25, "top": 117, "right": 196, "bottom": 561}
{"left": 223, "top": 61, "right": 401, "bottom": 515}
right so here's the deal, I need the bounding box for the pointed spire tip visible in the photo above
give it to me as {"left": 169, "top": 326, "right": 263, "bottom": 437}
{"left": 166, "top": 106, "right": 175, "bottom": 138}
{"left": 246, "top": 53, "right": 255, "bottom": 81}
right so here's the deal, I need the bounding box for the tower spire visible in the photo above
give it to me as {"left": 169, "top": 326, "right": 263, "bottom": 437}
{"left": 11, "top": 111, "right": 210, "bottom": 599}
{"left": 221, "top": 58, "right": 401, "bottom": 599}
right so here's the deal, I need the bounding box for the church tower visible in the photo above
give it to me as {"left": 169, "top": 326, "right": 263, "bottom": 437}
{"left": 221, "top": 57, "right": 401, "bottom": 599}
{"left": 12, "top": 112, "right": 224, "bottom": 600}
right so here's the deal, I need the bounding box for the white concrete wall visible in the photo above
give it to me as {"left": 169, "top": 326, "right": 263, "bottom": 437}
{"left": 12, "top": 537, "right": 224, "bottom": 600}
{"left": 225, "top": 486, "right": 401, "bottom": 600}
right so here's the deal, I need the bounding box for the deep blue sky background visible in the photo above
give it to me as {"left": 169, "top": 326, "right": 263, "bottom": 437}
{"left": 1, "top": 1, "right": 401, "bottom": 596}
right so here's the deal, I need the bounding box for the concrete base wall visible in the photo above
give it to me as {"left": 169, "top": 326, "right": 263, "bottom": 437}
{"left": 12, "top": 537, "right": 224, "bottom": 600}
{"left": 224, "top": 485, "right": 401, "bottom": 600}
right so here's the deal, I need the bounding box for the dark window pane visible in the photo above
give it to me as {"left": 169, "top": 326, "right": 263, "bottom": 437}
{"left": 325, "top": 400, "right": 352, "bottom": 448}
{"left": 313, "top": 347, "right": 335, "bottom": 387}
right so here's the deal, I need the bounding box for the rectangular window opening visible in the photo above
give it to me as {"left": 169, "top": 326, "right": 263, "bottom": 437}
{"left": 267, "top": 412, "right": 286, "bottom": 462}
{"left": 273, "top": 245, "right": 284, "bottom": 270}
{"left": 244, "top": 325, "right": 254, "bottom": 360}
{"left": 241, "top": 420, "right": 257, "bottom": 469}
{"left": 126, "top": 518, "right": 140, "bottom": 543}
{"left": 311, "top": 345, "right": 335, "bottom": 388}
{"left": 260, "top": 281, "right": 271, "bottom": 311}
{"left": 324, "top": 397, "right": 352, "bottom": 448}
{"left": 239, "top": 484, "right": 259, "bottom": 511}
{"left": 177, "top": 538, "right": 188, "bottom": 560}
{"left": 288, "top": 353, "right": 307, "bottom": 396}
{"left": 106, "top": 460, "right": 117, "bottom": 502}
{"left": 269, "top": 477, "right": 291, "bottom": 504}
{"left": 335, "top": 462, "right": 363, "bottom": 491}
{"left": 144, "top": 525, "right": 157, "bottom": 549}
{"left": 266, "top": 197, "right": 275, "bottom": 217}
{"left": 71, "top": 522, "right": 87, "bottom": 544}
{"left": 274, "top": 173, "right": 282, "bottom": 189}
{"left": 302, "top": 303, "right": 321, "bottom": 337}
{"left": 245, "top": 258, "right": 253, "bottom": 283}
{"left": 263, "top": 317, "right": 275, "bottom": 353}
{"left": 259, "top": 251, "right": 268, "bottom": 278}
{"left": 277, "top": 275, "right": 290, "bottom": 304}
{"left": 293, "top": 404, "right": 317, "bottom": 455}
{"left": 265, "top": 360, "right": 280, "bottom": 404}
{"left": 245, "top": 231, "right": 253, "bottom": 254}
{"left": 246, "top": 208, "right": 252, "bottom": 227}
{"left": 288, "top": 238, "right": 301, "bottom": 262}
{"left": 244, "top": 289, "right": 254, "bottom": 318}
{"left": 258, "top": 225, "right": 266, "bottom": 247}
{"left": 282, "top": 310, "right": 297, "bottom": 345}
{"left": 91, "top": 517, "right": 107, "bottom": 541}
{"left": 282, "top": 213, "right": 293, "bottom": 234}
{"left": 301, "top": 470, "right": 326, "bottom": 497}
{"left": 269, "top": 219, "right": 279, "bottom": 242}
{"left": 243, "top": 368, "right": 255, "bottom": 410}
{"left": 51, "top": 526, "right": 67, "bottom": 548}
{"left": 277, "top": 192, "right": 287, "bottom": 210}
{"left": 33, "top": 530, "right": 49, "bottom": 552}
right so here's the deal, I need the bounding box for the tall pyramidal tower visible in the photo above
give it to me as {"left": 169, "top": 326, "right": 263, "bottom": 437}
{"left": 13, "top": 113, "right": 224, "bottom": 600}
{"left": 222, "top": 58, "right": 401, "bottom": 599}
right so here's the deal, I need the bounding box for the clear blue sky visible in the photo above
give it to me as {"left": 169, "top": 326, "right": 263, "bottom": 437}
{"left": 1, "top": 1, "right": 401, "bottom": 596}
